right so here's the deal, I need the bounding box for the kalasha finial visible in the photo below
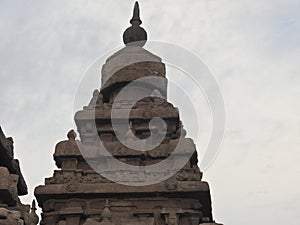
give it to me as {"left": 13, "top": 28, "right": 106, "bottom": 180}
{"left": 67, "top": 130, "right": 77, "bottom": 140}
{"left": 123, "top": 1, "right": 147, "bottom": 47}
{"left": 31, "top": 200, "right": 37, "bottom": 210}
{"left": 131, "top": 1, "right": 142, "bottom": 25}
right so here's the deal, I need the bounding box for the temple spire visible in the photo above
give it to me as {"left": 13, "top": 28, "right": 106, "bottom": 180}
{"left": 123, "top": 1, "right": 147, "bottom": 46}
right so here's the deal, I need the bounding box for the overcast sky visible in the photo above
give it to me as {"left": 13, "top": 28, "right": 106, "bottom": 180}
{"left": 0, "top": 0, "right": 299, "bottom": 224}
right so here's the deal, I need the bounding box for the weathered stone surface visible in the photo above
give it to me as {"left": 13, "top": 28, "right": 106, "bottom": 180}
{"left": 0, "top": 208, "right": 24, "bottom": 225}
{"left": 0, "top": 127, "right": 38, "bottom": 225}
{"left": 101, "top": 51, "right": 164, "bottom": 94}
{"left": 0, "top": 208, "right": 9, "bottom": 220}
{"left": 0, "top": 167, "right": 19, "bottom": 206}
{"left": 0, "top": 127, "right": 28, "bottom": 196}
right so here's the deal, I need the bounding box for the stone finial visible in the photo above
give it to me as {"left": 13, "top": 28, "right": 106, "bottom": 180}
{"left": 93, "top": 89, "right": 100, "bottom": 97}
{"left": 97, "top": 94, "right": 103, "bottom": 106}
{"left": 130, "top": 1, "right": 142, "bottom": 25}
{"left": 29, "top": 200, "right": 39, "bottom": 225}
{"left": 31, "top": 200, "right": 37, "bottom": 211}
{"left": 123, "top": 1, "right": 147, "bottom": 46}
{"left": 86, "top": 89, "right": 102, "bottom": 109}
{"left": 67, "top": 130, "right": 77, "bottom": 140}
{"left": 102, "top": 200, "right": 111, "bottom": 218}
{"left": 125, "top": 121, "right": 135, "bottom": 141}
{"left": 99, "top": 200, "right": 114, "bottom": 225}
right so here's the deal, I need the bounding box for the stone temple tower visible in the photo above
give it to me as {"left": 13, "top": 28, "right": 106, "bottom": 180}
{"left": 35, "top": 2, "right": 222, "bottom": 225}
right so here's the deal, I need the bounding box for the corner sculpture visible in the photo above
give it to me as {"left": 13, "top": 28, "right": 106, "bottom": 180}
{"left": 35, "top": 2, "right": 222, "bottom": 225}
{"left": 0, "top": 126, "right": 39, "bottom": 225}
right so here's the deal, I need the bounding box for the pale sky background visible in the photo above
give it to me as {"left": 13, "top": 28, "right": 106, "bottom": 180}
{"left": 0, "top": 0, "right": 300, "bottom": 224}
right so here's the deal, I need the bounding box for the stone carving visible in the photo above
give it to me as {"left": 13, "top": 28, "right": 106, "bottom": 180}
{"left": 150, "top": 89, "right": 165, "bottom": 105}
{"left": 85, "top": 89, "right": 104, "bottom": 110}
{"left": 29, "top": 201, "right": 39, "bottom": 225}
{"left": 65, "top": 180, "right": 79, "bottom": 193}
{"left": 168, "top": 213, "right": 179, "bottom": 225}
{"left": 99, "top": 200, "right": 114, "bottom": 225}
{"left": 67, "top": 129, "right": 77, "bottom": 140}
{"left": 176, "top": 168, "right": 202, "bottom": 181}
{"left": 125, "top": 121, "right": 135, "bottom": 142}
{"left": 34, "top": 2, "right": 221, "bottom": 225}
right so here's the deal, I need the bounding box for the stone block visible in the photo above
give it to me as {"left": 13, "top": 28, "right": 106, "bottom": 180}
{"left": 0, "top": 167, "right": 18, "bottom": 206}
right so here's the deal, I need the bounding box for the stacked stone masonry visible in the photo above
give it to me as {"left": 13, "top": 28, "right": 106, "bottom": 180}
{"left": 0, "top": 127, "right": 38, "bottom": 225}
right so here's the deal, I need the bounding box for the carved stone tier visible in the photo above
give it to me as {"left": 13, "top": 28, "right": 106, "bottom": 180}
{"left": 37, "top": 197, "right": 206, "bottom": 225}
{"left": 35, "top": 180, "right": 210, "bottom": 197}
